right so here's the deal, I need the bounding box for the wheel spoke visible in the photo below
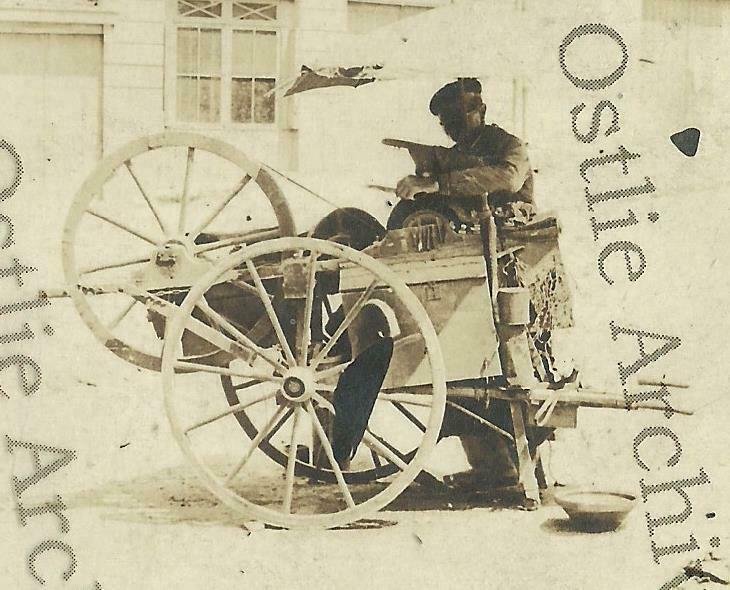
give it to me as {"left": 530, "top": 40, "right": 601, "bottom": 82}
{"left": 298, "top": 249, "right": 318, "bottom": 366}
{"left": 264, "top": 406, "right": 295, "bottom": 444}
{"left": 224, "top": 404, "right": 288, "bottom": 485}
{"left": 306, "top": 401, "right": 356, "bottom": 509}
{"left": 229, "top": 278, "right": 268, "bottom": 300}
{"left": 244, "top": 259, "right": 296, "bottom": 367}
{"left": 106, "top": 299, "right": 137, "bottom": 331}
{"left": 190, "top": 174, "right": 253, "bottom": 238}
{"left": 315, "top": 359, "right": 353, "bottom": 380}
{"left": 312, "top": 393, "right": 415, "bottom": 474}
{"left": 193, "top": 228, "right": 280, "bottom": 254}
{"left": 87, "top": 208, "right": 159, "bottom": 246}
{"left": 445, "top": 400, "right": 514, "bottom": 442}
{"left": 392, "top": 402, "right": 427, "bottom": 433}
{"left": 370, "top": 449, "right": 382, "bottom": 469}
{"left": 361, "top": 430, "right": 410, "bottom": 472}
{"left": 282, "top": 406, "right": 302, "bottom": 514}
{"left": 194, "top": 298, "right": 287, "bottom": 373}
{"left": 310, "top": 279, "right": 378, "bottom": 368}
{"left": 233, "top": 378, "right": 262, "bottom": 391}
{"left": 174, "top": 360, "right": 283, "bottom": 383}
{"left": 180, "top": 307, "right": 281, "bottom": 371}
{"left": 185, "top": 389, "right": 277, "bottom": 434}
{"left": 124, "top": 160, "right": 168, "bottom": 235}
{"left": 178, "top": 147, "right": 194, "bottom": 233}
{"left": 130, "top": 288, "right": 234, "bottom": 353}
{"left": 79, "top": 255, "right": 150, "bottom": 276}
{"left": 377, "top": 392, "right": 432, "bottom": 407}
{"left": 312, "top": 392, "right": 335, "bottom": 414}
{"left": 315, "top": 384, "right": 336, "bottom": 393}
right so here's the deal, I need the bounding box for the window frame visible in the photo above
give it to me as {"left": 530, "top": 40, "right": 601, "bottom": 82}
{"left": 165, "top": 0, "right": 281, "bottom": 129}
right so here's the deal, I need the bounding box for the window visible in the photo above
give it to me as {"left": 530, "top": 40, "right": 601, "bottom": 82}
{"left": 230, "top": 29, "right": 277, "bottom": 123}
{"left": 176, "top": 27, "right": 222, "bottom": 122}
{"left": 170, "top": 0, "right": 279, "bottom": 125}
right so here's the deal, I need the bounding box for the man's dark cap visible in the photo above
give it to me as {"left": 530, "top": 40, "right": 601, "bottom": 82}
{"left": 429, "top": 78, "right": 483, "bottom": 116}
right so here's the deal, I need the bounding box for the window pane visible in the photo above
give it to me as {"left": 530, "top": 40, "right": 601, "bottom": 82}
{"left": 178, "top": 0, "right": 222, "bottom": 18}
{"left": 232, "top": 30, "right": 253, "bottom": 77}
{"left": 254, "top": 78, "right": 275, "bottom": 123}
{"left": 233, "top": 2, "right": 277, "bottom": 21}
{"left": 253, "top": 30, "right": 277, "bottom": 77}
{"left": 232, "top": 78, "right": 253, "bottom": 123}
{"left": 199, "top": 77, "right": 221, "bottom": 122}
{"left": 199, "top": 28, "right": 221, "bottom": 75}
{"left": 177, "top": 28, "right": 198, "bottom": 74}
{"left": 177, "top": 76, "right": 198, "bottom": 121}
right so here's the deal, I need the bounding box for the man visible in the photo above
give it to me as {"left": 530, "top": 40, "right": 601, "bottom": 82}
{"left": 395, "top": 78, "right": 533, "bottom": 212}
{"left": 395, "top": 78, "right": 535, "bottom": 490}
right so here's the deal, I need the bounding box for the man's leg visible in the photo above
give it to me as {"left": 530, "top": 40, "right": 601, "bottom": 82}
{"left": 441, "top": 398, "right": 519, "bottom": 487}
{"left": 458, "top": 429, "right": 519, "bottom": 487}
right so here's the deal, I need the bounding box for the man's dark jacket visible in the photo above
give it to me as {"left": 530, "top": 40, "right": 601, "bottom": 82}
{"left": 423, "top": 123, "right": 534, "bottom": 207}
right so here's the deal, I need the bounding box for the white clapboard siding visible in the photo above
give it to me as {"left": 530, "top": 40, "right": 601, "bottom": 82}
{"left": 103, "top": 0, "right": 167, "bottom": 149}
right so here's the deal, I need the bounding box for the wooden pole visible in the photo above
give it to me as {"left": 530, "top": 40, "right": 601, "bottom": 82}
{"left": 478, "top": 195, "right": 536, "bottom": 386}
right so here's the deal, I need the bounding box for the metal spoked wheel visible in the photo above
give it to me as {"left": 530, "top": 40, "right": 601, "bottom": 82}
{"left": 161, "top": 237, "right": 446, "bottom": 529}
{"left": 62, "top": 132, "right": 295, "bottom": 370}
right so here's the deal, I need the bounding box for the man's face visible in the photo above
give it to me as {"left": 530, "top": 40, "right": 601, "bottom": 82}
{"left": 438, "top": 107, "right": 468, "bottom": 142}
{"left": 437, "top": 94, "right": 485, "bottom": 142}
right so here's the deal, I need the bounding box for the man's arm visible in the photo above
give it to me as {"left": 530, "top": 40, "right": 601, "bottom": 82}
{"left": 382, "top": 138, "right": 442, "bottom": 176}
{"left": 435, "top": 139, "right": 530, "bottom": 198}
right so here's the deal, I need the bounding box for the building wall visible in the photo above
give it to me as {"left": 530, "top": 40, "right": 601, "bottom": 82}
{"left": 98, "top": 0, "right": 437, "bottom": 180}
{"left": 103, "top": 0, "right": 166, "bottom": 149}
{"left": 640, "top": 0, "right": 729, "bottom": 119}
{"left": 2, "top": 0, "right": 727, "bottom": 229}
{"left": 97, "top": 0, "right": 730, "bottom": 156}
{"left": 87, "top": 0, "right": 442, "bottom": 229}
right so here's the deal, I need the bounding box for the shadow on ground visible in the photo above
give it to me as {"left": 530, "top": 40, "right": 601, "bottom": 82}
{"left": 539, "top": 517, "right": 626, "bottom": 536}
{"left": 65, "top": 463, "right": 530, "bottom": 530}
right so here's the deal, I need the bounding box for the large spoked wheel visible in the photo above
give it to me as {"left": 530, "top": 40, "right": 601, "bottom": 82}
{"left": 161, "top": 237, "right": 446, "bottom": 529}
{"left": 63, "top": 132, "right": 295, "bottom": 370}
{"left": 219, "top": 374, "right": 415, "bottom": 484}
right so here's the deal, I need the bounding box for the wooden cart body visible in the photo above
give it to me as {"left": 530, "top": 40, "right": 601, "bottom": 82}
{"left": 341, "top": 231, "right": 501, "bottom": 389}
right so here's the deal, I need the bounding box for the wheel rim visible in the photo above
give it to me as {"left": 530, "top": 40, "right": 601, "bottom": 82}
{"left": 62, "top": 132, "right": 295, "bottom": 371}
{"left": 161, "top": 237, "right": 446, "bottom": 529}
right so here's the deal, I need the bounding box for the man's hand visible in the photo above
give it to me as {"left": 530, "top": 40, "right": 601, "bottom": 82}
{"left": 382, "top": 139, "right": 436, "bottom": 176}
{"left": 395, "top": 175, "right": 439, "bottom": 201}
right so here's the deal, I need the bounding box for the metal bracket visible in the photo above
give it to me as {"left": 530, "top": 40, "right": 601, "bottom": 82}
{"left": 281, "top": 258, "right": 308, "bottom": 299}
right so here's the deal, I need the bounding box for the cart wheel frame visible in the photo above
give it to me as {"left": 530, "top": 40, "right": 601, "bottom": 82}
{"left": 161, "top": 237, "right": 447, "bottom": 529}
{"left": 63, "top": 131, "right": 295, "bottom": 371}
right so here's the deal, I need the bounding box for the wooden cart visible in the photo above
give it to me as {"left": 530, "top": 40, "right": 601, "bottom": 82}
{"left": 52, "top": 132, "right": 683, "bottom": 529}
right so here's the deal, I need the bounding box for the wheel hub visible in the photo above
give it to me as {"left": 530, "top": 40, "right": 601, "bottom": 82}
{"left": 135, "top": 237, "right": 211, "bottom": 287}
{"left": 281, "top": 366, "right": 316, "bottom": 402}
{"left": 155, "top": 240, "right": 186, "bottom": 267}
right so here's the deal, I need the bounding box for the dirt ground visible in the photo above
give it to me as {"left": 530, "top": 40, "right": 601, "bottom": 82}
{"left": 0, "top": 299, "right": 727, "bottom": 589}
{"left": 54, "top": 467, "right": 729, "bottom": 589}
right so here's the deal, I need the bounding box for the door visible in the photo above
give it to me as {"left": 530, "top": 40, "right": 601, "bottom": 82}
{"left": 0, "top": 32, "right": 102, "bottom": 284}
